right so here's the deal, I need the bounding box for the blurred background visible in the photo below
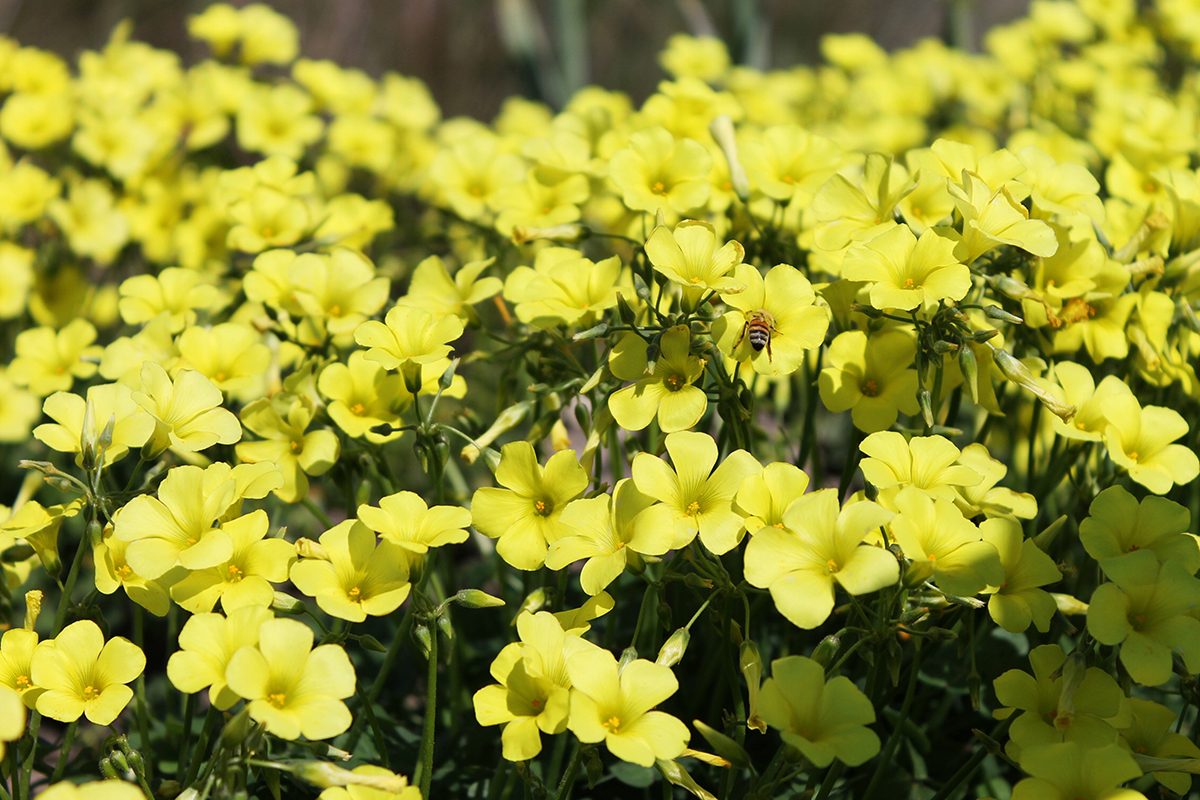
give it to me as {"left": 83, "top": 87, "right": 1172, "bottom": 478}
{"left": 1, "top": 0, "right": 1029, "bottom": 119}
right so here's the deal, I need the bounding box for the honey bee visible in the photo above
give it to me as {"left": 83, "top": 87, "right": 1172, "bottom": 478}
{"left": 735, "top": 309, "right": 776, "bottom": 361}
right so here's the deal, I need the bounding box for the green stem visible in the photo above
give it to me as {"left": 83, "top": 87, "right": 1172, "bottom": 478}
{"left": 927, "top": 716, "right": 1013, "bottom": 800}
{"left": 178, "top": 691, "right": 195, "bottom": 781}
{"left": 553, "top": 741, "right": 583, "bottom": 800}
{"left": 861, "top": 644, "right": 924, "bottom": 800}
{"left": 301, "top": 497, "right": 333, "bottom": 529}
{"left": 183, "top": 704, "right": 221, "bottom": 787}
{"left": 355, "top": 679, "right": 391, "bottom": 769}
{"left": 415, "top": 625, "right": 439, "bottom": 799}
{"left": 51, "top": 522, "right": 92, "bottom": 635}
{"left": 18, "top": 712, "right": 39, "bottom": 800}
{"left": 132, "top": 606, "right": 152, "bottom": 779}
{"left": 49, "top": 721, "right": 77, "bottom": 784}
{"left": 812, "top": 760, "right": 844, "bottom": 800}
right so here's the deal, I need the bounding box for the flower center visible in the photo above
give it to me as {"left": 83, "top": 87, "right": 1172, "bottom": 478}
{"left": 329, "top": 304, "right": 342, "bottom": 317}
{"left": 226, "top": 564, "right": 244, "bottom": 583}
{"left": 117, "top": 564, "right": 133, "bottom": 580}
{"left": 664, "top": 374, "right": 685, "bottom": 391}
{"left": 268, "top": 692, "right": 288, "bottom": 709}
{"left": 350, "top": 402, "right": 366, "bottom": 415}
{"left": 826, "top": 558, "right": 839, "bottom": 574}
{"left": 533, "top": 499, "right": 553, "bottom": 516}
{"left": 348, "top": 586, "right": 362, "bottom": 602}
{"left": 531, "top": 698, "right": 543, "bottom": 710}
{"left": 15, "top": 675, "right": 31, "bottom": 689}
{"left": 1128, "top": 451, "right": 1139, "bottom": 460}
{"left": 290, "top": 439, "right": 303, "bottom": 453}
{"left": 860, "top": 380, "right": 880, "bottom": 398}
{"left": 903, "top": 278, "right": 916, "bottom": 288}
{"left": 1128, "top": 613, "right": 1145, "bottom": 630}
{"left": 684, "top": 500, "right": 702, "bottom": 517}
{"left": 603, "top": 715, "right": 622, "bottom": 733}
{"left": 651, "top": 181, "right": 667, "bottom": 195}
{"left": 82, "top": 685, "right": 101, "bottom": 701}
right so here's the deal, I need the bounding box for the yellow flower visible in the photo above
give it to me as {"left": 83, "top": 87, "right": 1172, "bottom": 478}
{"left": 0, "top": 685, "right": 23, "bottom": 760}
{"left": 471, "top": 442, "right": 590, "bottom": 571}
{"left": 714, "top": 263, "right": 830, "bottom": 376}
{"left": 819, "top": 330, "right": 920, "bottom": 433}
{"left": 503, "top": 247, "right": 625, "bottom": 330}
{"left": 607, "top": 326, "right": 708, "bottom": 432}
{"left": 8, "top": 319, "right": 103, "bottom": 397}
{"left": 167, "top": 605, "right": 274, "bottom": 710}
{"left": 117, "top": 267, "right": 220, "bottom": 332}
{"left": 842, "top": 224, "right": 970, "bottom": 311}
{"left": 94, "top": 526, "right": 171, "bottom": 617}
{"left": 224, "top": 617, "right": 356, "bottom": 740}
{"left": 236, "top": 396, "right": 340, "bottom": 503}
{"left": 31, "top": 620, "right": 145, "bottom": 725}
{"left": 0, "top": 627, "right": 43, "bottom": 708}
{"left": 644, "top": 218, "right": 744, "bottom": 309}
{"left": 236, "top": 83, "right": 322, "bottom": 159}
{"left": 133, "top": 361, "right": 242, "bottom": 456}
{"left": 290, "top": 520, "right": 412, "bottom": 622}
{"left": 34, "top": 382, "right": 155, "bottom": 467}
{"left": 631, "top": 431, "right": 761, "bottom": 554}
{"left": 170, "top": 510, "right": 295, "bottom": 614}
{"left": 566, "top": 648, "right": 689, "bottom": 767}
{"left": 356, "top": 491, "right": 472, "bottom": 565}
{"left": 609, "top": 126, "right": 712, "bottom": 213}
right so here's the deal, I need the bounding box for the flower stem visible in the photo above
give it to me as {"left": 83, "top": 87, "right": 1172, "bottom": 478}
{"left": 49, "top": 720, "right": 77, "bottom": 783}
{"left": 415, "top": 623, "right": 438, "bottom": 799}
{"left": 553, "top": 740, "right": 582, "bottom": 800}
{"left": 18, "top": 712, "right": 40, "bottom": 800}
{"left": 301, "top": 497, "right": 333, "bottom": 529}
{"left": 132, "top": 606, "right": 152, "bottom": 779}
{"left": 861, "top": 643, "right": 924, "bottom": 800}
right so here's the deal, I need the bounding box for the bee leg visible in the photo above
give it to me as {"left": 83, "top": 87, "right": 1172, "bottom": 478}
{"left": 734, "top": 321, "right": 749, "bottom": 350}
{"left": 767, "top": 336, "right": 773, "bottom": 362}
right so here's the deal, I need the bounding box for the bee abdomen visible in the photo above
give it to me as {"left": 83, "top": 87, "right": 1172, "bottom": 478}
{"left": 748, "top": 326, "right": 770, "bottom": 351}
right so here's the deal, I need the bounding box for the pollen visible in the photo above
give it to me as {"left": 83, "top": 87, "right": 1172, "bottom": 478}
{"left": 116, "top": 564, "right": 133, "bottom": 580}
{"left": 226, "top": 564, "right": 244, "bottom": 582}
{"left": 685, "top": 500, "right": 702, "bottom": 517}
{"left": 651, "top": 181, "right": 667, "bottom": 195}
{"left": 82, "top": 685, "right": 101, "bottom": 701}
{"left": 665, "top": 374, "right": 685, "bottom": 391}
{"left": 350, "top": 402, "right": 366, "bottom": 415}
{"left": 15, "top": 674, "right": 30, "bottom": 689}
{"left": 903, "top": 278, "right": 916, "bottom": 288}
{"left": 603, "top": 715, "right": 622, "bottom": 733}
{"left": 268, "top": 692, "right": 288, "bottom": 709}
{"left": 533, "top": 499, "right": 553, "bottom": 516}
{"left": 860, "top": 380, "right": 880, "bottom": 398}
{"left": 348, "top": 586, "right": 362, "bottom": 602}
{"left": 826, "top": 558, "right": 839, "bottom": 574}
{"left": 290, "top": 439, "right": 303, "bottom": 452}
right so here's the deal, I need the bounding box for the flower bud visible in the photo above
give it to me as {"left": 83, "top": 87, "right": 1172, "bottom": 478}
{"left": 512, "top": 588, "right": 549, "bottom": 622}
{"left": 655, "top": 628, "right": 690, "bottom": 668}
{"left": 958, "top": 344, "right": 979, "bottom": 403}
{"left": 23, "top": 590, "right": 42, "bottom": 631}
{"left": 572, "top": 322, "right": 609, "bottom": 342}
{"left": 511, "top": 223, "right": 589, "bottom": 245}
{"left": 296, "top": 762, "right": 414, "bottom": 792}
{"left": 983, "top": 305, "right": 1023, "bottom": 324}
{"left": 271, "top": 591, "right": 307, "bottom": 615}
{"left": 1051, "top": 593, "right": 1089, "bottom": 616}
{"left": 918, "top": 388, "right": 934, "bottom": 427}
{"left": 413, "top": 623, "right": 432, "bottom": 659}
{"left": 550, "top": 419, "right": 572, "bottom": 452}
{"left": 739, "top": 641, "right": 767, "bottom": 733}
{"left": 710, "top": 114, "right": 751, "bottom": 202}
{"left": 436, "top": 613, "right": 454, "bottom": 641}
{"left": 358, "top": 634, "right": 388, "bottom": 653}
{"left": 618, "top": 646, "right": 638, "bottom": 672}
{"left": 295, "top": 538, "right": 328, "bottom": 560}
{"left": 454, "top": 589, "right": 505, "bottom": 609}
{"left": 615, "top": 292, "right": 639, "bottom": 327}
{"left": 692, "top": 719, "right": 751, "bottom": 769}
{"left": 810, "top": 633, "right": 841, "bottom": 667}
{"left": 990, "top": 345, "right": 1077, "bottom": 422}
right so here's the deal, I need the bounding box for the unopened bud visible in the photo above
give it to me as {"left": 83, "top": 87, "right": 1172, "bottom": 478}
{"left": 455, "top": 589, "right": 505, "bottom": 609}
{"left": 512, "top": 588, "right": 549, "bottom": 623}
{"left": 271, "top": 592, "right": 307, "bottom": 615}
{"left": 710, "top": 114, "right": 751, "bottom": 202}
{"left": 615, "top": 293, "right": 638, "bottom": 326}
{"left": 655, "top": 628, "right": 690, "bottom": 668}
{"left": 413, "top": 623, "right": 432, "bottom": 659}
{"left": 1052, "top": 593, "right": 1088, "bottom": 615}
{"left": 550, "top": 418, "right": 572, "bottom": 451}
{"left": 295, "top": 762, "right": 414, "bottom": 792}
{"left": 958, "top": 345, "right": 979, "bottom": 403}
{"left": 810, "top": 633, "right": 841, "bottom": 667}
{"left": 983, "top": 305, "right": 1023, "bottom": 324}
{"left": 23, "top": 590, "right": 42, "bottom": 631}
{"left": 618, "top": 646, "right": 638, "bottom": 672}
{"left": 436, "top": 613, "right": 454, "bottom": 641}
{"left": 573, "top": 323, "right": 609, "bottom": 342}
{"left": 931, "top": 340, "right": 958, "bottom": 354}
{"left": 990, "top": 345, "right": 1076, "bottom": 422}
{"left": 295, "top": 538, "right": 328, "bottom": 560}
{"left": 691, "top": 719, "right": 751, "bottom": 769}
{"left": 358, "top": 634, "right": 388, "bottom": 653}
{"left": 918, "top": 389, "right": 934, "bottom": 427}
{"left": 512, "top": 223, "right": 589, "bottom": 245}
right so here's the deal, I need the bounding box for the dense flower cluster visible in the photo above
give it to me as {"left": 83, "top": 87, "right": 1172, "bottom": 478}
{"left": 1, "top": 1, "right": 1199, "bottom": 798}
